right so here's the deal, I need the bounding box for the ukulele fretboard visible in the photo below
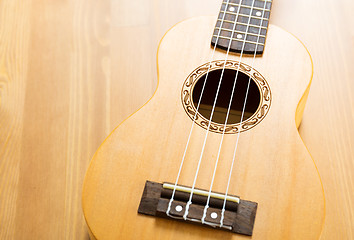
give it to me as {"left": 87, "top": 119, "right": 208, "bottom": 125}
{"left": 211, "top": 0, "right": 272, "bottom": 55}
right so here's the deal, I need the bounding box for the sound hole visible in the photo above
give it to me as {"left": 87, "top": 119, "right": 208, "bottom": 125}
{"left": 192, "top": 69, "right": 261, "bottom": 124}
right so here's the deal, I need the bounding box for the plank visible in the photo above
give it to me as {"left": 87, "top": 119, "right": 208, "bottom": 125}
{"left": 0, "top": 0, "right": 353, "bottom": 239}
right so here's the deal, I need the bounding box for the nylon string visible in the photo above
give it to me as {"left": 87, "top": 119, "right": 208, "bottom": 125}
{"left": 201, "top": 0, "right": 261, "bottom": 225}
{"left": 166, "top": 0, "right": 270, "bottom": 229}
{"left": 166, "top": 0, "right": 233, "bottom": 216}
{"left": 183, "top": 0, "right": 251, "bottom": 221}
{"left": 219, "top": 0, "right": 269, "bottom": 227}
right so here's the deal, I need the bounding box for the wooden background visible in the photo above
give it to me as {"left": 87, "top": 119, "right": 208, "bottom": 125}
{"left": 0, "top": 0, "right": 353, "bottom": 239}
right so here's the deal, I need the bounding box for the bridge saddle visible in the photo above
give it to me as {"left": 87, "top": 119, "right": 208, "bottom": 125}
{"left": 138, "top": 181, "right": 257, "bottom": 236}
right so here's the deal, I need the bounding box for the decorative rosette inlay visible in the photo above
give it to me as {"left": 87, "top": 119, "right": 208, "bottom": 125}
{"left": 181, "top": 60, "right": 271, "bottom": 134}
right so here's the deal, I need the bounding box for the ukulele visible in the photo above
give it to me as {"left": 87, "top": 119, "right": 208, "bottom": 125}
{"left": 82, "top": 0, "right": 325, "bottom": 239}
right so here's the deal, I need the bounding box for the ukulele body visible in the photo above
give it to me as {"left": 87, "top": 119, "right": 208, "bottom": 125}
{"left": 82, "top": 16, "right": 325, "bottom": 240}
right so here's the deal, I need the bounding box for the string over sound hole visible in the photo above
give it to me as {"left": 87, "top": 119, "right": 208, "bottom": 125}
{"left": 181, "top": 60, "right": 271, "bottom": 134}
{"left": 192, "top": 69, "right": 261, "bottom": 125}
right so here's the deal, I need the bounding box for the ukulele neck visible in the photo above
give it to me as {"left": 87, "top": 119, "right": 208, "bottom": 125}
{"left": 211, "top": 0, "right": 273, "bottom": 55}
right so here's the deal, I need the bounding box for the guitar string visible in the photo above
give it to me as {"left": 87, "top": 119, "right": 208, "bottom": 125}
{"left": 220, "top": 0, "right": 269, "bottom": 227}
{"left": 166, "top": 0, "right": 232, "bottom": 216}
{"left": 183, "top": 0, "right": 246, "bottom": 221}
{"left": 201, "top": 0, "right": 259, "bottom": 225}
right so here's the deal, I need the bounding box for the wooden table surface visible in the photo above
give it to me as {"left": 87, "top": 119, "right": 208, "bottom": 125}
{"left": 0, "top": 0, "right": 353, "bottom": 239}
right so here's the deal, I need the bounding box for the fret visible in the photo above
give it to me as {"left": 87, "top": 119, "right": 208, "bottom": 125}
{"left": 218, "top": 11, "right": 269, "bottom": 27}
{"left": 224, "top": 2, "right": 271, "bottom": 12}
{"left": 214, "top": 27, "right": 266, "bottom": 38}
{"left": 221, "top": 4, "right": 271, "bottom": 19}
{"left": 223, "top": 0, "right": 272, "bottom": 10}
{"left": 220, "top": 10, "right": 270, "bottom": 21}
{"left": 213, "top": 28, "right": 266, "bottom": 44}
{"left": 218, "top": 18, "right": 267, "bottom": 29}
{"left": 212, "top": 35, "right": 265, "bottom": 46}
{"left": 253, "top": 0, "right": 272, "bottom": 9}
{"left": 212, "top": 0, "right": 272, "bottom": 54}
{"left": 216, "top": 21, "right": 268, "bottom": 36}
{"left": 217, "top": 19, "right": 268, "bottom": 30}
{"left": 212, "top": 31, "right": 266, "bottom": 44}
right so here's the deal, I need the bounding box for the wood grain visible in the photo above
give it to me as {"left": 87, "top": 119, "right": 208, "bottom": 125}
{"left": 271, "top": 1, "right": 354, "bottom": 239}
{"left": 0, "top": 0, "right": 31, "bottom": 238}
{"left": 0, "top": 0, "right": 353, "bottom": 239}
